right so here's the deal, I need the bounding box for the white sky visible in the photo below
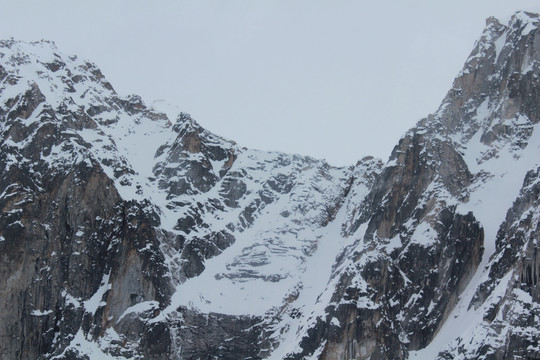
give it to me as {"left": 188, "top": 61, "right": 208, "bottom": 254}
{"left": 2, "top": 1, "right": 540, "bottom": 166}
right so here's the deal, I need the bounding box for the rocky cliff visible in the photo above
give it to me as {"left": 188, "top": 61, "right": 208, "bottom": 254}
{"left": 1, "top": 11, "right": 539, "bottom": 360}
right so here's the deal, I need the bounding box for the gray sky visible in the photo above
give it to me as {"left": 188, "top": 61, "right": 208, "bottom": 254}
{"left": 2, "top": 1, "right": 540, "bottom": 166}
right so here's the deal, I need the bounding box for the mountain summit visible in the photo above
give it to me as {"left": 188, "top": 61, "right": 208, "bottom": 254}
{"left": 1, "top": 11, "right": 539, "bottom": 360}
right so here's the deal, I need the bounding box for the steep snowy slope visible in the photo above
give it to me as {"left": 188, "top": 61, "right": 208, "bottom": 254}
{"left": 0, "top": 39, "right": 380, "bottom": 359}
{"left": 1, "top": 10, "right": 540, "bottom": 360}
{"left": 281, "top": 12, "right": 540, "bottom": 360}
{"left": 410, "top": 12, "right": 540, "bottom": 359}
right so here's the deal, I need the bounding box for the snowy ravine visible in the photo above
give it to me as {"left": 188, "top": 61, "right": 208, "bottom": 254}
{"left": 1, "top": 11, "right": 540, "bottom": 360}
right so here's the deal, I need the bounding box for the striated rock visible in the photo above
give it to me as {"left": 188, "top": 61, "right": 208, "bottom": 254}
{"left": 170, "top": 307, "right": 270, "bottom": 360}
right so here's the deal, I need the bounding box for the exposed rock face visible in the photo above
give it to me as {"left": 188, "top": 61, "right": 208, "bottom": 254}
{"left": 272, "top": 11, "right": 540, "bottom": 360}
{"left": 0, "top": 40, "right": 172, "bottom": 359}
{"left": 171, "top": 307, "right": 270, "bottom": 360}
{"left": 1, "top": 11, "right": 540, "bottom": 360}
{"left": 284, "top": 129, "right": 484, "bottom": 359}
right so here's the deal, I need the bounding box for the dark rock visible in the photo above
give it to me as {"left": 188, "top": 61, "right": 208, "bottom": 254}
{"left": 172, "top": 307, "right": 269, "bottom": 360}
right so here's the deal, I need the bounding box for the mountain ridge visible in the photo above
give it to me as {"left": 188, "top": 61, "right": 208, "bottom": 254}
{"left": 1, "top": 11, "right": 539, "bottom": 360}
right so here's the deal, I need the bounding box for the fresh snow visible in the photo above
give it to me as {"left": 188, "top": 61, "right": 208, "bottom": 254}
{"left": 164, "top": 153, "right": 351, "bottom": 316}
{"left": 83, "top": 272, "right": 111, "bottom": 314}
{"left": 494, "top": 32, "right": 507, "bottom": 61}
{"left": 266, "top": 198, "right": 354, "bottom": 359}
{"left": 117, "top": 300, "right": 159, "bottom": 323}
{"left": 51, "top": 329, "right": 120, "bottom": 360}
{"left": 458, "top": 121, "right": 540, "bottom": 258}
{"left": 31, "top": 309, "right": 53, "bottom": 316}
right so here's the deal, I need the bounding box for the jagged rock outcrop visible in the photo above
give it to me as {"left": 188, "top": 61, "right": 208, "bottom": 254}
{"left": 0, "top": 40, "right": 173, "bottom": 359}
{"left": 0, "top": 38, "right": 365, "bottom": 359}
{"left": 278, "top": 11, "right": 540, "bottom": 360}
{"left": 1, "top": 10, "right": 540, "bottom": 360}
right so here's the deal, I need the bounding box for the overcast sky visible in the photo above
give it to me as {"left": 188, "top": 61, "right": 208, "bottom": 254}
{"left": 2, "top": 1, "right": 540, "bottom": 166}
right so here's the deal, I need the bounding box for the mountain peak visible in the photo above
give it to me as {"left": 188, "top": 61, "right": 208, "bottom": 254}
{"left": 1, "top": 11, "right": 540, "bottom": 360}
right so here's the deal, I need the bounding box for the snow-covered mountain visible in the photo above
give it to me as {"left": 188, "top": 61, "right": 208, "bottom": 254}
{"left": 0, "top": 11, "right": 539, "bottom": 360}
